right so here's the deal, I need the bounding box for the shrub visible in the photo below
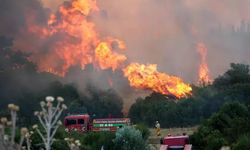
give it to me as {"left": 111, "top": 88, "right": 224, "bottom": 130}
{"left": 114, "top": 126, "right": 148, "bottom": 150}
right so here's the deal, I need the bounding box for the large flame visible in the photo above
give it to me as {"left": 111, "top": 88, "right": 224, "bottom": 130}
{"left": 13, "top": 0, "right": 192, "bottom": 98}
{"left": 15, "top": 0, "right": 127, "bottom": 76}
{"left": 197, "top": 42, "right": 211, "bottom": 84}
{"left": 123, "top": 63, "right": 192, "bottom": 98}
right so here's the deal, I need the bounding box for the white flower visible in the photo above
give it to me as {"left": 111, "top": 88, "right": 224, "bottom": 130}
{"left": 34, "top": 111, "right": 39, "bottom": 116}
{"left": 7, "top": 121, "right": 12, "bottom": 126}
{"left": 32, "top": 124, "right": 38, "bottom": 129}
{"left": 65, "top": 128, "right": 69, "bottom": 132}
{"left": 4, "top": 134, "right": 9, "bottom": 140}
{"left": 14, "top": 105, "right": 20, "bottom": 111}
{"left": 45, "top": 96, "right": 55, "bottom": 102}
{"left": 8, "top": 104, "right": 19, "bottom": 111}
{"left": 76, "top": 142, "right": 81, "bottom": 146}
{"left": 40, "top": 101, "right": 46, "bottom": 107}
{"left": 8, "top": 104, "right": 15, "bottom": 110}
{"left": 1, "top": 117, "right": 7, "bottom": 124}
{"left": 57, "top": 97, "right": 64, "bottom": 102}
{"left": 62, "top": 104, "right": 67, "bottom": 110}
{"left": 21, "top": 127, "right": 28, "bottom": 136}
{"left": 75, "top": 140, "right": 80, "bottom": 144}
{"left": 39, "top": 111, "right": 44, "bottom": 116}
{"left": 57, "top": 121, "right": 62, "bottom": 125}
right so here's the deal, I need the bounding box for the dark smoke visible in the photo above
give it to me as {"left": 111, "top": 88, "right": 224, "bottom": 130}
{"left": 0, "top": 0, "right": 48, "bottom": 37}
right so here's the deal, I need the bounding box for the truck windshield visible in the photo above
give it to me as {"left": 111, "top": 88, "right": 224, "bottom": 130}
{"left": 66, "top": 119, "right": 77, "bottom": 125}
{"left": 78, "top": 119, "right": 84, "bottom": 124}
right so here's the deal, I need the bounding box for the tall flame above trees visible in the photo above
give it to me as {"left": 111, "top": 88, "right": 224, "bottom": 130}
{"left": 16, "top": 0, "right": 127, "bottom": 76}
{"left": 197, "top": 43, "right": 212, "bottom": 84}
{"left": 123, "top": 63, "right": 192, "bottom": 98}
{"left": 14, "top": 0, "right": 192, "bottom": 98}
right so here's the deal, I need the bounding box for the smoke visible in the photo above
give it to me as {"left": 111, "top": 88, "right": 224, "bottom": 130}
{"left": 92, "top": 0, "right": 250, "bottom": 82}
{"left": 1, "top": 0, "right": 250, "bottom": 109}
{"left": 0, "top": 0, "right": 48, "bottom": 36}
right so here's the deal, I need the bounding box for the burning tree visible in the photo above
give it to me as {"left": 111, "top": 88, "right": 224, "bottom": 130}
{"left": 33, "top": 96, "right": 67, "bottom": 150}
{"left": 197, "top": 42, "right": 212, "bottom": 85}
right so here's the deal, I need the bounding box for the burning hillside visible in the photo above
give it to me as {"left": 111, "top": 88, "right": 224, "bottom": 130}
{"left": 10, "top": 0, "right": 192, "bottom": 98}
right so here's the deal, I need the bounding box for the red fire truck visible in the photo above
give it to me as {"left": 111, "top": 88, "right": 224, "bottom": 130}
{"left": 64, "top": 114, "right": 130, "bottom": 132}
{"left": 160, "top": 135, "right": 192, "bottom": 150}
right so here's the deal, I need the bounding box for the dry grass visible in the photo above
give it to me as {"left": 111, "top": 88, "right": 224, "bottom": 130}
{"left": 149, "top": 126, "right": 198, "bottom": 138}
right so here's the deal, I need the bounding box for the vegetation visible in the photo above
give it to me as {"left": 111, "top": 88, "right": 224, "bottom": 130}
{"left": 114, "top": 126, "right": 148, "bottom": 150}
{"left": 129, "top": 63, "right": 250, "bottom": 128}
{"left": 190, "top": 102, "right": 250, "bottom": 150}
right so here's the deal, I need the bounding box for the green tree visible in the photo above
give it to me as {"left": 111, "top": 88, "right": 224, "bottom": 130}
{"left": 191, "top": 102, "right": 250, "bottom": 150}
{"left": 134, "top": 124, "right": 150, "bottom": 140}
{"left": 233, "top": 135, "right": 250, "bottom": 150}
{"left": 114, "top": 126, "right": 148, "bottom": 150}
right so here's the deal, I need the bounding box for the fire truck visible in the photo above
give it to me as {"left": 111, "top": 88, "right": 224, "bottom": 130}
{"left": 64, "top": 114, "right": 130, "bottom": 132}
{"left": 160, "top": 135, "right": 192, "bottom": 150}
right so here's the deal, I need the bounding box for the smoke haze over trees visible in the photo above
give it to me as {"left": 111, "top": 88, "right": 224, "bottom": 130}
{"left": 0, "top": 0, "right": 250, "bottom": 108}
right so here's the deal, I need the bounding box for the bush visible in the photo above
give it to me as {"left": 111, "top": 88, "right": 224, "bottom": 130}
{"left": 114, "top": 126, "right": 148, "bottom": 150}
{"left": 83, "top": 132, "right": 115, "bottom": 150}
{"left": 191, "top": 102, "right": 250, "bottom": 150}
{"left": 233, "top": 135, "right": 250, "bottom": 150}
{"left": 134, "top": 124, "right": 150, "bottom": 140}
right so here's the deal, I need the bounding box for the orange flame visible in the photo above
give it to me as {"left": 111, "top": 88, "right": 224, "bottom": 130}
{"left": 197, "top": 42, "right": 211, "bottom": 84}
{"left": 14, "top": 0, "right": 192, "bottom": 98}
{"left": 16, "top": 0, "right": 127, "bottom": 76}
{"left": 123, "top": 63, "right": 192, "bottom": 98}
{"left": 95, "top": 39, "right": 127, "bottom": 71}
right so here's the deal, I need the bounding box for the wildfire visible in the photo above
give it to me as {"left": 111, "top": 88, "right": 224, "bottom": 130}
{"left": 95, "top": 39, "right": 127, "bottom": 71}
{"left": 13, "top": 0, "right": 193, "bottom": 98}
{"left": 197, "top": 42, "right": 211, "bottom": 84}
{"left": 15, "top": 0, "right": 127, "bottom": 76}
{"left": 123, "top": 63, "right": 192, "bottom": 98}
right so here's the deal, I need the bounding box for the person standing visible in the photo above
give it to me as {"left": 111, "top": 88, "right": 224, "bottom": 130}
{"left": 155, "top": 121, "right": 161, "bottom": 136}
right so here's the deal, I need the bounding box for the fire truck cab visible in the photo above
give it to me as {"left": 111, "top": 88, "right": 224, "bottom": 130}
{"left": 64, "top": 114, "right": 90, "bottom": 132}
{"left": 160, "top": 135, "right": 192, "bottom": 150}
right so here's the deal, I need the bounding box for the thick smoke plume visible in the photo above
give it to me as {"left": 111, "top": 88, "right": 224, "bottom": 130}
{"left": 1, "top": 0, "right": 250, "bottom": 109}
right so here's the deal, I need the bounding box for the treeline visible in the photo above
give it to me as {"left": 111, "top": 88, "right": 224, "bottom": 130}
{"left": 190, "top": 102, "right": 250, "bottom": 150}
{"left": 128, "top": 63, "right": 250, "bottom": 127}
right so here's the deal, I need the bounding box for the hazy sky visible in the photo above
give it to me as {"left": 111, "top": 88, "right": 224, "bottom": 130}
{"left": 40, "top": 0, "right": 250, "bottom": 83}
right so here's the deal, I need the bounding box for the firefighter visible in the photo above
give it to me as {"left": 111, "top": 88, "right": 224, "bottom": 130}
{"left": 155, "top": 121, "right": 161, "bottom": 136}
